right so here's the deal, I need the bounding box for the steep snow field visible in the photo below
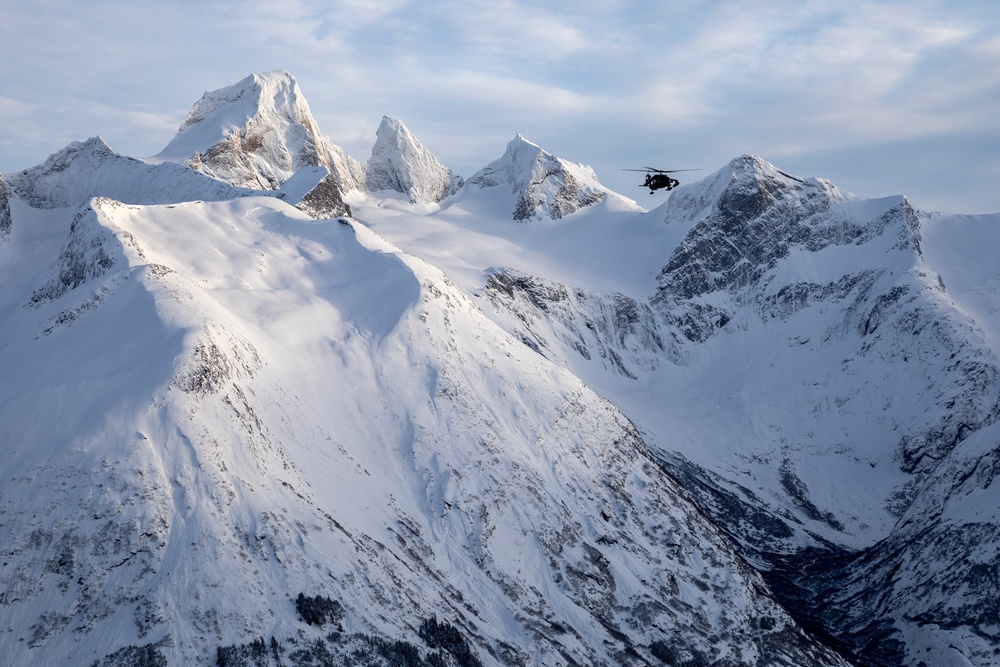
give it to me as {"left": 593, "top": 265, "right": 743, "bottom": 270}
{"left": 0, "top": 193, "right": 844, "bottom": 665}
{"left": 352, "top": 171, "right": 925, "bottom": 548}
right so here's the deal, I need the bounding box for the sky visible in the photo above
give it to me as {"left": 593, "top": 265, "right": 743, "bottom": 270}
{"left": 1, "top": 0, "right": 998, "bottom": 214}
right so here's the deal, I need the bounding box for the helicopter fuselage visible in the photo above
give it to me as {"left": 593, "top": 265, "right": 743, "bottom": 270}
{"left": 643, "top": 173, "right": 680, "bottom": 193}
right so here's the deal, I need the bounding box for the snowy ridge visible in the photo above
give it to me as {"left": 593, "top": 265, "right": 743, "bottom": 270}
{"left": 0, "top": 195, "right": 846, "bottom": 666}
{"left": 7, "top": 137, "right": 263, "bottom": 209}
{"left": 365, "top": 116, "right": 463, "bottom": 204}
{"left": 468, "top": 135, "right": 627, "bottom": 221}
{"left": 153, "top": 71, "right": 365, "bottom": 196}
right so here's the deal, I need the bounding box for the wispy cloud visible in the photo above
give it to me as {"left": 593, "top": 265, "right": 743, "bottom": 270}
{"left": 1, "top": 0, "right": 998, "bottom": 211}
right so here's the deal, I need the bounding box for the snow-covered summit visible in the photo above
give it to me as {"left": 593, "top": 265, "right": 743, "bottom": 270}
{"left": 152, "top": 70, "right": 364, "bottom": 195}
{"left": 7, "top": 136, "right": 259, "bottom": 209}
{"left": 664, "top": 154, "right": 853, "bottom": 228}
{"left": 365, "top": 116, "right": 462, "bottom": 204}
{"left": 468, "top": 134, "right": 623, "bottom": 221}
{"left": 653, "top": 153, "right": 925, "bottom": 345}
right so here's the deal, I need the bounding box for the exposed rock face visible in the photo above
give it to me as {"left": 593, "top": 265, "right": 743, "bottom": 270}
{"left": 28, "top": 201, "right": 129, "bottom": 304}
{"left": 482, "top": 269, "right": 669, "bottom": 378}
{"left": 155, "top": 70, "right": 365, "bottom": 194}
{"left": 295, "top": 172, "right": 350, "bottom": 219}
{"left": 365, "top": 116, "right": 462, "bottom": 203}
{"left": 469, "top": 134, "right": 607, "bottom": 221}
{"left": 653, "top": 155, "right": 918, "bottom": 341}
{"left": 0, "top": 171, "right": 11, "bottom": 237}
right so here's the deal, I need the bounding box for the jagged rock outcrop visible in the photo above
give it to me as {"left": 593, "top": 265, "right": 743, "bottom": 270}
{"left": 0, "top": 171, "right": 11, "bottom": 237}
{"left": 27, "top": 200, "right": 134, "bottom": 304}
{"left": 468, "top": 134, "right": 608, "bottom": 221}
{"left": 653, "top": 155, "right": 908, "bottom": 341}
{"left": 154, "top": 70, "right": 364, "bottom": 201}
{"left": 365, "top": 116, "right": 462, "bottom": 203}
{"left": 482, "top": 269, "right": 669, "bottom": 378}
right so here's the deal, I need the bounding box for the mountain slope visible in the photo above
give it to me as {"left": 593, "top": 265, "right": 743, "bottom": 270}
{"left": 0, "top": 170, "right": 11, "bottom": 237}
{"left": 355, "top": 154, "right": 1000, "bottom": 666}
{"left": 0, "top": 194, "right": 847, "bottom": 666}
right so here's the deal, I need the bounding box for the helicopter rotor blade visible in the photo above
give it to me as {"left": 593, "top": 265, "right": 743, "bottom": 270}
{"left": 622, "top": 168, "right": 701, "bottom": 173}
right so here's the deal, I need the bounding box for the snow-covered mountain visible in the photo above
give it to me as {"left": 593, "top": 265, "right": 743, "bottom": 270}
{"left": 356, "top": 154, "right": 1000, "bottom": 667}
{"left": 365, "top": 116, "right": 463, "bottom": 204}
{"left": 6, "top": 136, "right": 262, "bottom": 209}
{"left": 3, "top": 71, "right": 999, "bottom": 667}
{"left": 468, "top": 134, "right": 634, "bottom": 221}
{"left": 0, "top": 195, "right": 843, "bottom": 667}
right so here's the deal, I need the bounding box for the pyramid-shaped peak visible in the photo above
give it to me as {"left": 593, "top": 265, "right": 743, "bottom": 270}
{"left": 724, "top": 154, "right": 802, "bottom": 182}
{"left": 503, "top": 133, "right": 548, "bottom": 161}
{"left": 372, "top": 116, "right": 423, "bottom": 154}
{"left": 13, "top": 136, "right": 117, "bottom": 187}
{"left": 153, "top": 71, "right": 364, "bottom": 196}
{"left": 50, "top": 136, "right": 115, "bottom": 162}
{"left": 366, "top": 116, "right": 462, "bottom": 204}
{"left": 166, "top": 70, "right": 314, "bottom": 151}
{"left": 663, "top": 154, "right": 859, "bottom": 228}
{"left": 469, "top": 134, "right": 612, "bottom": 221}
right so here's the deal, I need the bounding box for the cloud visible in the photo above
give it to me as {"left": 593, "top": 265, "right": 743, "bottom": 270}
{"left": 0, "top": 0, "right": 997, "bottom": 212}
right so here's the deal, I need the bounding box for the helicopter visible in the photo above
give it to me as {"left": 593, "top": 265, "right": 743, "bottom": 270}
{"left": 623, "top": 168, "right": 700, "bottom": 194}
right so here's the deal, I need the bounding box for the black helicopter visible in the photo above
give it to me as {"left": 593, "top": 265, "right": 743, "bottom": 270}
{"left": 624, "top": 168, "right": 700, "bottom": 194}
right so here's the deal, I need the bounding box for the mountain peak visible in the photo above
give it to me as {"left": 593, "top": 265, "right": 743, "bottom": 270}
{"left": 153, "top": 71, "right": 364, "bottom": 200}
{"left": 469, "top": 134, "right": 609, "bottom": 221}
{"left": 655, "top": 154, "right": 920, "bottom": 344}
{"left": 663, "top": 154, "right": 852, "bottom": 228}
{"left": 7, "top": 135, "right": 261, "bottom": 209}
{"left": 171, "top": 70, "right": 304, "bottom": 146}
{"left": 364, "top": 116, "right": 462, "bottom": 203}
